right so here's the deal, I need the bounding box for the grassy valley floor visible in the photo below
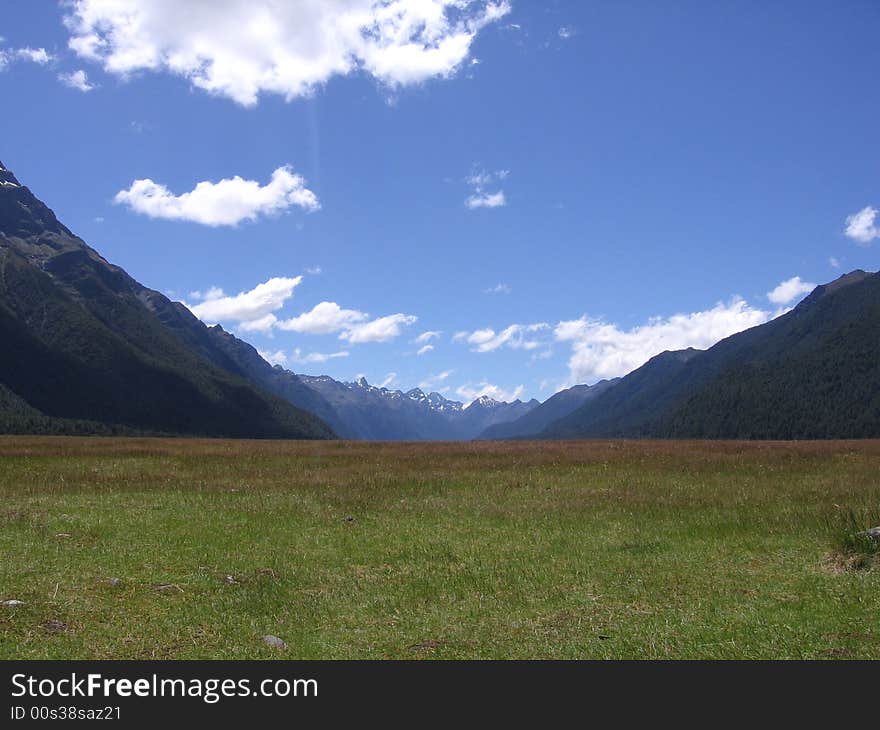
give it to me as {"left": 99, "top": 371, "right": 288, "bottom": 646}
{"left": 0, "top": 437, "right": 878, "bottom": 659}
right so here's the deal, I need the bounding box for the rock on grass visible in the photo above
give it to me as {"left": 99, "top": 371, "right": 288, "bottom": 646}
{"left": 262, "top": 635, "right": 287, "bottom": 649}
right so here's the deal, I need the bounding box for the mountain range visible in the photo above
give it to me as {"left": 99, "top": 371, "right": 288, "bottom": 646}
{"left": 297, "top": 375, "right": 538, "bottom": 440}
{"left": 0, "top": 160, "right": 333, "bottom": 438}
{"left": 2, "top": 159, "right": 878, "bottom": 441}
{"left": 542, "top": 270, "right": 880, "bottom": 439}
{"left": 0, "top": 161, "right": 538, "bottom": 440}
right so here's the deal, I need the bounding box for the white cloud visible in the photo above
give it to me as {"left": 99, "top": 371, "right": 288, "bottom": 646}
{"left": 416, "top": 344, "right": 434, "bottom": 356}
{"left": 16, "top": 47, "right": 53, "bottom": 64}
{"left": 58, "top": 69, "right": 95, "bottom": 91}
{"left": 767, "top": 276, "right": 815, "bottom": 306}
{"left": 457, "top": 381, "right": 524, "bottom": 403}
{"left": 115, "top": 166, "right": 319, "bottom": 226}
{"left": 277, "top": 301, "right": 368, "bottom": 335}
{"left": 483, "top": 282, "right": 511, "bottom": 294}
{"left": 829, "top": 257, "right": 840, "bottom": 269}
{"left": 466, "top": 169, "right": 508, "bottom": 188}
{"left": 0, "top": 45, "right": 53, "bottom": 70}
{"left": 64, "top": 0, "right": 510, "bottom": 107}
{"left": 461, "top": 323, "right": 549, "bottom": 353}
{"left": 379, "top": 372, "right": 398, "bottom": 388}
{"left": 305, "top": 266, "right": 322, "bottom": 275}
{"left": 464, "top": 167, "right": 508, "bottom": 209}
{"left": 340, "top": 313, "right": 418, "bottom": 343}
{"left": 291, "top": 348, "right": 350, "bottom": 364}
{"left": 188, "top": 286, "right": 225, "bottom": 302}
{"left": 238, "top": 313, "right": 280, "bottom": 333}
{"left": 419, "top": 369, "right": 454, "bottom": 390}
{"left": 558, "top": 26, "right": 575, "bottom": 39}
{"left": 555, "top": 297, "right": 773, "bottom": 385}
{"left": 185, "top": 276, "right": 302, "bottom": 326}
{"left": 413, "top": 330, "right": 442, "bottom": 344}
{"left": 248, "top": 299, "right": 417, "bottom": 343}
{"left": 465, "top": 190, "right": 506, "bottom": 209}
{"left": 259, "top": 349, "right": 288, "bottom": 367}
{"left": 845, "top": 206, "right": 879, "bottom": 245}
{"left": 530, "top": 348, "right": 553, "bottom": 361}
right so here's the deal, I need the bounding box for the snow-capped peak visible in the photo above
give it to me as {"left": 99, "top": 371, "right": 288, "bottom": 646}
{"left": 467, "top": 395, "right": 501, "bottom": 409}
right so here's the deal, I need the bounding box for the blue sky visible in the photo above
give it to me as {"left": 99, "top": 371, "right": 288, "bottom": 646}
{"left": 1, "top": 1, "right": 878, "bottom": 402}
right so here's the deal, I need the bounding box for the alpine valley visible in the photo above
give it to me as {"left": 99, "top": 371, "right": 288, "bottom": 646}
{"left": 0, "top": 161, "right": 540, "bottom": 440}
{"left": 1, "top": 160, "right": 878, "bottom": 441}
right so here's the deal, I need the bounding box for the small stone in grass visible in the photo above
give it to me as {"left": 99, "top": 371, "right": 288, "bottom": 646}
{"left": 55, "top": 533, "right": 72, "bottom": 538}
{"left": 0, "top": 599, "right": 25, "bottom": 606}
{"left": 101, "top": 577, "right": 121, "bottom": 587}
{"left": 44, "top": 620, "right": 68, "bottom": 633}
{"left": 408, "top": 639, "right": 446, "bottom": 652}
{"left": 862, "top": 526, "right": 880, "bottom": 542}
{"left": 224, "top": 575, "right": 238, "bottom": 585}
{"left": 342, "top": 516, "right": 355, "bottom": 523}
{"left": 262, "top": 635, "right": 287, "bottom": 649}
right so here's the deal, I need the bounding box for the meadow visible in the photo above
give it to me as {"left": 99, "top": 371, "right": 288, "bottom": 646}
{"left": 0, "top": 436, "right": 878, "bottom": 659}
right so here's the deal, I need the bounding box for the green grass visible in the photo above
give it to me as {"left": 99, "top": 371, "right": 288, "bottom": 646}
{"left": 1, "top": 437, "right": 879, "bottom": 659}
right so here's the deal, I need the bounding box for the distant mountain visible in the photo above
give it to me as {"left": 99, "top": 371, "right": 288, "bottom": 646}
{"left": 541, "top": 349, "right": 702, "bottom": 438}
{"left": 298, "top": 375, "right": 539, "bottom": 440}
{"left": 542, "top": 270, "right": 880, "bottom": 439}
{"left": 0, "top": 160, "right": 334, "bottom": 439}
{"left": 198, "top": 325, "right": 349, "bottom": 437}
{"left": 453, "top": 394, "right": 540, "bottom": 440}
{"left": 478, "top": 378, "right": 619, "bottom": 439}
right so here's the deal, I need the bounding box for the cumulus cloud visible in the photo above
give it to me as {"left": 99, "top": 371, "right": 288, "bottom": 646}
{"left": 16, "top": 47, "right": 53, "bottom": 64}
{"left": 64, "top": 0, "right": 511, "bottom": 106}
{"left": 58, "top": 69, "right": 95, "bottom": 91}
{"left": 233, "top": 297, "right": 418, "bottom": 344}
{"left": 238, "top": 314, "right": 281, "bottom": 333}
{"left": 465, "top": 190, "right": 506, "bottom": 209}
{"left": 555, "top": 297, "right": 773, "bottom": 385}
{"left": 185, "top": 276, "right": 302, "bottom": 327}
{"left": 460, "top": 323, "right": 549, "bottom": 353}
{"left": 419, "top": 369, "right": 454, "bottom": 390}
{"left": 767, "top": 276, "right": 815, "bottom": 306}
{"left": 277, "top": 301, "right": 368, "bottom": 335}
{"left": 413, "top": 330, "right": 442, "bottom": 344}
{"left": 291, "top": 348, "right": 350, "bottom": 364}
{"left": 416, "top": 344, "right": 434, "bottom": 355}
{"left": 340, "top": 313, "right": 418, "bottom": 343}
{"left": 464, "top": 167, "right": 508, "bottom": 209}
{"left": 457, "top": 381, "right": 524, "bottom": 403}
{"left": 115, "top": 166, "right": 319, "bottom": 226}
{"left": 483, "top": 282, "right": 511, "bottom": 294}
{"left": 188, "top": 286, "right": 225, "bottom": 302}
{"left": 259, "top": 349, "right": 289, "bottom": 367}
{"left": 0, "top": 45, "right": 54, "bottom": 70}
{"left": 845, "top": 206, "right": 879, "bottom": 245}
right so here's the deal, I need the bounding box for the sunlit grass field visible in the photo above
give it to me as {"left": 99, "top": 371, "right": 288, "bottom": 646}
{"left": 1, "top": 436, "right": 878, "bottom": 659}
